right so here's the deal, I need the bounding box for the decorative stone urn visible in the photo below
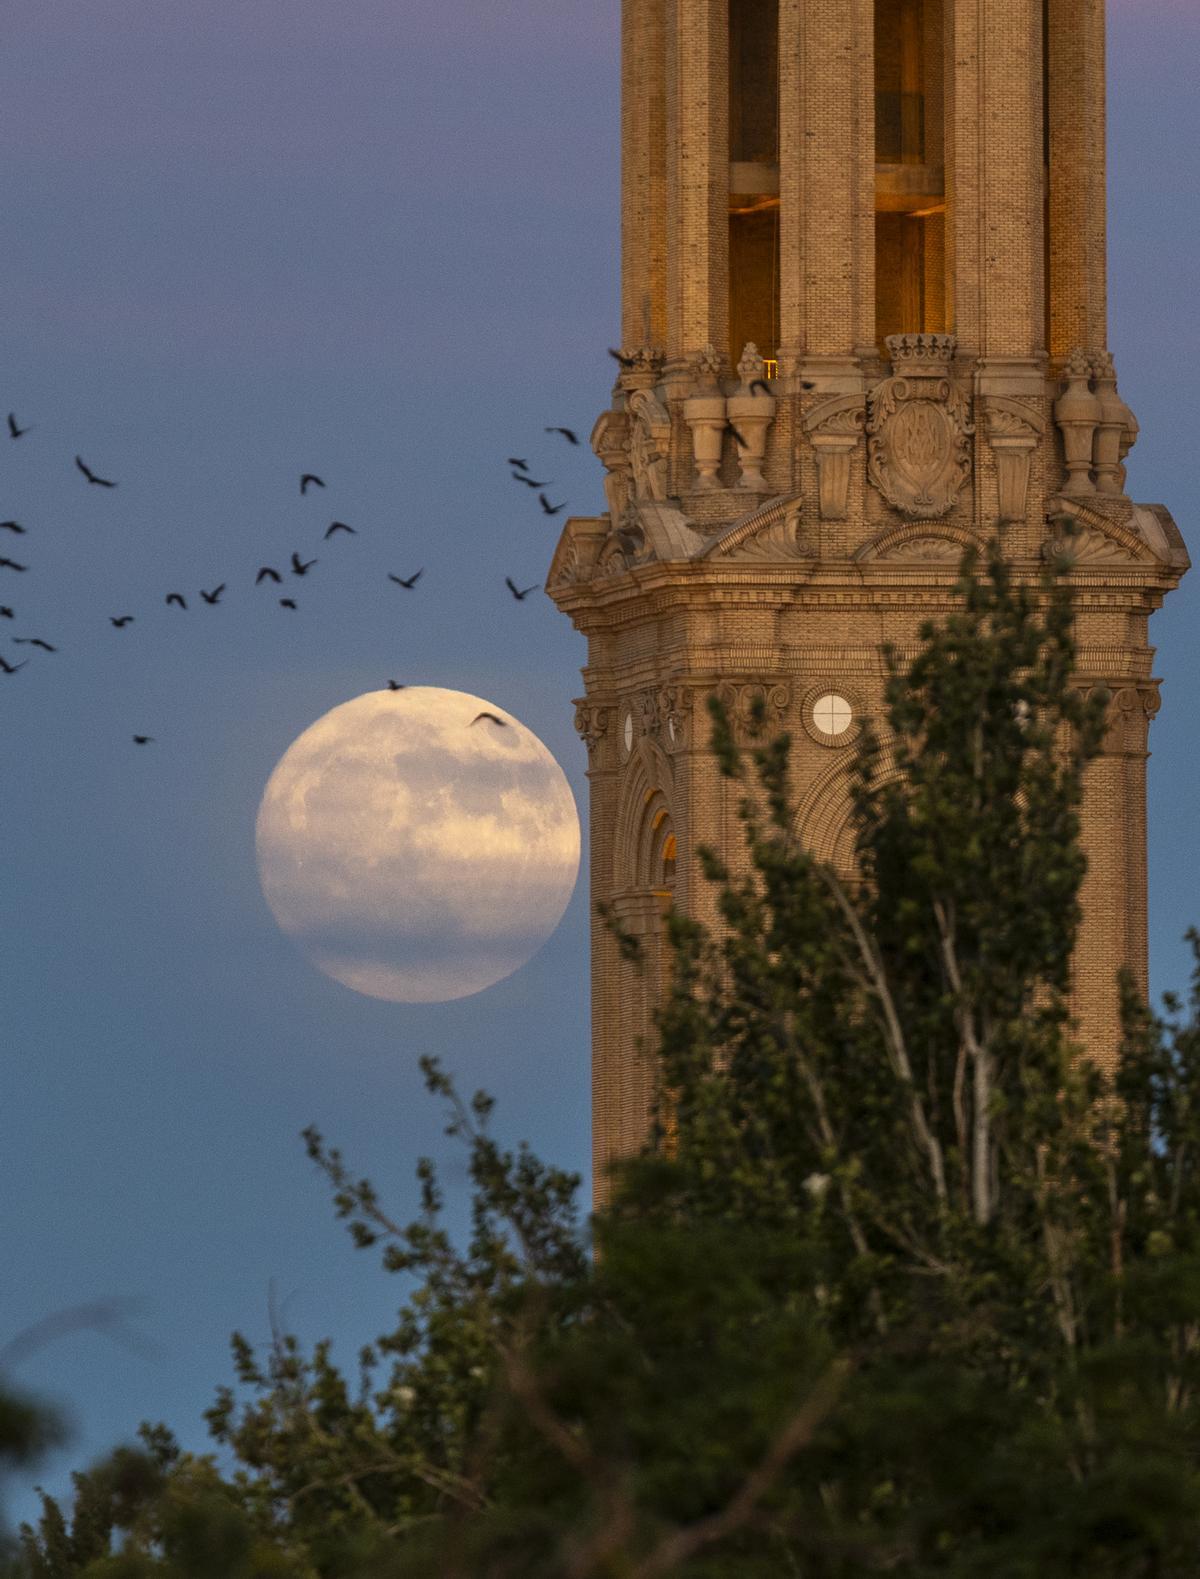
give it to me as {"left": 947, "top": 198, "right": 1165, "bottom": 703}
{"left": 1054, "top": 348, "right": 1101, "bottom": 494}
{"left": 1091, "top": 352, "right": 1137, "bottom": 496}
{"left": 726, "top": 342, "right": 776, "bottom": 491}
{"left": 683, "top": 344, "right": 728, "bottom": 490}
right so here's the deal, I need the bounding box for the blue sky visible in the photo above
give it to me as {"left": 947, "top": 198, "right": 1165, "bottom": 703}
{"left": 2, "top": 0, "right": 1198, "bottom": 1532}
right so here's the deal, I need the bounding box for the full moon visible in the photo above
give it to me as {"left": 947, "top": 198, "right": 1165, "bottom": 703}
{"left": 255, "top": 688, "right": 580, "bottom": 1002}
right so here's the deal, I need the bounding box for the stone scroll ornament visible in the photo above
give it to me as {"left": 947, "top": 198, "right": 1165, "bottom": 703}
{"left": 866, "top": 334, "right": 974, "bottom": 519}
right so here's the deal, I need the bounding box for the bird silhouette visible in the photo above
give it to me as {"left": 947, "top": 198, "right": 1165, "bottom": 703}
{"left": 13, "top": 638, "right": 57, "bottom": 652}
{"left": 324, "top": 521, "right": 355, "bottom": 538}
{"left": 749, "top": 379, "right": 773, "bottom": 397}
{"left": 608, "top": 347, "right": 636, "bottom": 369}
{"left": 538, "top": 494, "right": 566, "bottom": 516}
{"left": 0, "top": 558, "right": 27, "bottom": 572}
{"left": 255, "top": 566, "right": 282, "bottom": 584}
{"left": 470, "top": 711, "right": 508, "bottom": 728}
{"left": 545, "top": 426, "right": 580, "bottom": 445}
{"left": 110, "top": 615, "right": 134, "bottom": 628}
{"left": 132, "top": 735, "right": 154, "bottom": 745}
{"left": 200, "top": 584, "right": 225, "bottom": 605}
{"left": 511, "top": 473, "right": 546, "bottom": 488}
{"left": 507, "top": 457, "right": 529, "bottom": 470}
{"left": 75, "top": 456, "right": 117, "bottom": 488}
{"left": 728, "top": 423, "right": 749, "bottom": 449}
{"left": 0, "top": 655, "right": 27, "bottom": 674}
{"left": 387, "top": 680, "right": 406, "bottom": 690}
{"left": 279, "top": 597, "right": 297, "bottom": 610}
{"left": 165, "top": 593, "right": 187, "bottom": 609}
{"left": 291, "top": 553, "right": 316, "bottom": 576}
{"left": 0, "top": 521, "right": 26, "bottom": 534}
{"left": 505, "top": 577, "right": 538, "bottom": 600}
{"left": 388, "top": 569, "right": 423, "bottom": 589}
{"left": 7, "top": 413, "right": 29, "bottom": 439}
{"left": 0, "top": 607, "right": 12, "bottom": 619}
{"left": 300, "top": 473, "right": 325, "bottom": 495}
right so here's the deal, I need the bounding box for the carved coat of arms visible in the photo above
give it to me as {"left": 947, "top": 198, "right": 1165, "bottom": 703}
{"left": 866, "top": 334, "right": 974, "bottom": 519}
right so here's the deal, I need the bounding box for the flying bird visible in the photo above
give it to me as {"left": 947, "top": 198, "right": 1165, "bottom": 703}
{"left": 511, "top": 473, "right": 546, "bottom": 488}
{"left": 110, "top": 615, "right": 134, "bottom": 628}
{"left": 300, "top": 473, "right": 325, "bottom": 495}
{"left": 728, "top": 423, "right": 749, "bottom": 449}
{"left": 0, "top": 521, "right": 26, "bottom": 534}
{"left": 505, "top": 577, "right": 538, "bottom": 601}
{"left": 132, "top": 735, "right": 154, "bottom": 745}
{"left": 506, "top": 457, "right": 529, "bottom": 470}
{"left": 291, "top": 553, "right": 317, "bottom": 576}
{"left": 165, "top": 592, "right": 187, "bottom": 609}
{"left": 0, "top": 558, "right": 27, "bottom": 572}
{"left": 13, "top": 638, "right": 57, "bottom": 652}
{"left": 200, "top": 584, "right": 226, "bottom": 605}
{"left": 387, "top": 680, "right": 406, "bottom": 690}
{"left": 0, "top": 655, "right": 27, "bottom": 674}
{"left": 255, "top": 566, "right": 282, "bottom": 584}
{"left": 324, "top": 520, "right": 355, "bottom": 538}
{"left": 0, "top": 607, "right": 12, "bottom": 619}
{"left": 470, "top": 711, "right": 508, "bottom": 728}
{"left": 545, "top": 426, "right": 580, "bottom": 445}
{"left": 749, "top": 379, "right": 773, "bottom": 397}
{"left": 608, "top": 347, "right": 636, "bottom": 369}
{"left": 7, "top": 413, "right": 29, "bottom": 439}
{"left": 75, "top": 456, "right": 117, "bottom": 488}
{"left": 538, "top": 494, "right": 566, "bottom": 516}
{"left": 279, "top": 597, "right": 297, "bottom": 610}
{"left": 388, "top": 569, "right": 423, "bottom": 589}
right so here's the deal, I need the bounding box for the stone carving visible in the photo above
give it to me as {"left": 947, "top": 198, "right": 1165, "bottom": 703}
{"left": 573, "top": 703, "right": 610, "bottom": 755}
{"left": 1042, "top": 523, "right": 1139, "bottom": 566}
{"left": 803, "top": 395, "right": 866, "bottom": 520}
{"left": 866, "top": 334, "right": 973, "bottom": 519}
{"left": 591, "top": 409, "right": 632, "bottom": 525}
{"left": 626, "top": 389, "right": 672, "bottom": 502}
{"left": 704, "top": 494, "right": 814, "bottom": 562}
{"left": 1091, "top": 352, "right": 1138, "bottom": 497}
{"left": 658, "top": 686, "right": 693, "bottom": 750}
{"left": 874, "top": 534, "right": 964, "bottom": 563}
{"left": 714, "top": 681, "right": 790, "bottom": 741}
{"left": 611, "top": 344, "right": 663, "bottom": 392}
{"left": 595, "top": 517, "right": 649, "bottom": 577}
{"left": 1053, "top": 348, "right": 1101, "bottom": 495}
{"left": 727, "top": 342, "right": 776, "bottom": 491}
{"left": 982, "top": 397, "right": 1045, "bottom": 523}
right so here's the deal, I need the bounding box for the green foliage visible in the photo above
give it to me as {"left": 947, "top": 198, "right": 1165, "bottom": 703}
{"left": 11, "top": 547, "right": 1200, "bottom": 1575}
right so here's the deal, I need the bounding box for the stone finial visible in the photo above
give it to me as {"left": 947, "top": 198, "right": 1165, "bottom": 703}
{"left": 1091, "top": 351, "right": 1137, "bottom": 496}
{"left": 1054, "top": 348, "right": 1101, "bottom": 495}
{"left": 691, "top": 343, "right": 724, "bottom": 390}
{"left": 735, "top": 342, "right": 766, "bottom": 392}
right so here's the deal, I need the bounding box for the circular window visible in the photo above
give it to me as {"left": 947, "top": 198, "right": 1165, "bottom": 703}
{"left": 812, "top": 693, "right": 853, "bottom": 738}
{"left": 622, "top": 711, "right": 635, "bottom": 756}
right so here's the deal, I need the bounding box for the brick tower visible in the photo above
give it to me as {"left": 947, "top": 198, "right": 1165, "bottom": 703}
{"left": 547, "top": 0, "right": 1188, "bottom": 1198}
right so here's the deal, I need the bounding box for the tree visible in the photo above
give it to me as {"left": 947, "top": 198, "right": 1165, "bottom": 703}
{"left": 12, "top": 545, "right": 1200, "bottom": 1576}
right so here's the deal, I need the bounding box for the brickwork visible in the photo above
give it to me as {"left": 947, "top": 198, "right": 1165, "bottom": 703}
{"left": 551, "top": 0, "right": 1188, "bottom": 1203}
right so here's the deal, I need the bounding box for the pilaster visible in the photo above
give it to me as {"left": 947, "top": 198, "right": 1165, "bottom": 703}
{"left": 622, "top": 0, "right": 670, "bottom": 348}
{"left": 1045, "top": 0, "right": 1107, "bottom": 360}
{"left": 666, "top": 0, "right": 729, "bottom": 359}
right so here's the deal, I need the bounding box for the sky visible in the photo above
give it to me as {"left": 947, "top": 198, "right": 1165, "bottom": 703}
{"left": 2, "top": 0, "right": 1199, "bottom": 1532}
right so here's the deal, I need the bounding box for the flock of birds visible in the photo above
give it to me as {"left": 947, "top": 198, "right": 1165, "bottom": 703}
{"left": 0, "top": 412, "right": 583, "bottom": 740}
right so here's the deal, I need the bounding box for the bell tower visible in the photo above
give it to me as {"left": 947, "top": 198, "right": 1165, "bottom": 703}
{"left": 548, "top": 0, "right": 1188, "bottom": 1196}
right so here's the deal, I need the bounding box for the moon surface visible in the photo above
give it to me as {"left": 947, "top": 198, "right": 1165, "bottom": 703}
{"left": 255, "top": 688, "right": 580, "bottom": 1002}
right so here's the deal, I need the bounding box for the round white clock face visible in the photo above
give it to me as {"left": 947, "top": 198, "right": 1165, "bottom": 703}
{"left": 812, "top": 692, "right": 853, "bottom": 737}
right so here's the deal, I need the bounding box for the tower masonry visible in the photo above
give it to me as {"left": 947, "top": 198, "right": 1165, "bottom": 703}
{"left": 547, "top": 0, "right": 1188, "bottom": 1197}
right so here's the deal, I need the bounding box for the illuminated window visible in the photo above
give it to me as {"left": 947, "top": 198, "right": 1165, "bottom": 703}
{"left": 661, "top": 831, "right": 677, "bottom": 889}
{"left": 728, "top": 0, "right": 780, "bottom": 368}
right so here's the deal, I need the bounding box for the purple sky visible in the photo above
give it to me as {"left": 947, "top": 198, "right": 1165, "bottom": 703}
{"left": 2, "top": 0, "right": 1198, "bottom": 1533}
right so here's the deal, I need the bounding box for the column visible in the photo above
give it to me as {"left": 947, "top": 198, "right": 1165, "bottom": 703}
{"left": 622, "top": 0, "right": 670, "bottom": 348}
{"left": 778, "top": 0, "right": 876, "bottom": 378}
{"left": 1045, "top": 0, "right": 1107, "bottom": 360}
{"left": 666, "top": 0, "right": 730, "bottom": 361}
